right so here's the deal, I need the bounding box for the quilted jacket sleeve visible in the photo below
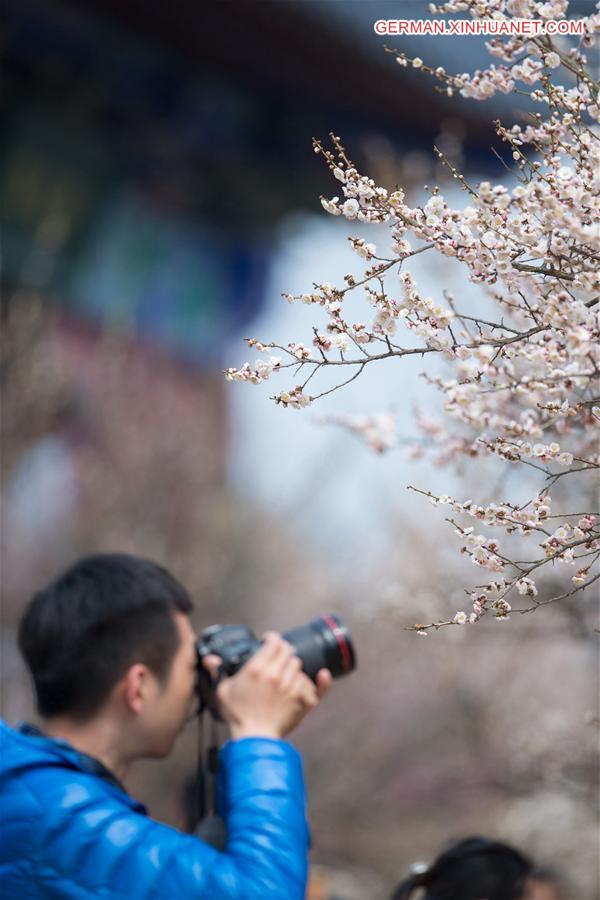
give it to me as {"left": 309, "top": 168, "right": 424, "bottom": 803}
{"left": 21, "top": 738, "right": 310, "bottom": 900}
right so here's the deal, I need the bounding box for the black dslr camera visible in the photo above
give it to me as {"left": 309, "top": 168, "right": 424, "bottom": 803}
{"left": 192, "top": 615, "right": 356, "bottom": 848}
{"left": 196, "top": 614, "right": 356, "bottom": 717}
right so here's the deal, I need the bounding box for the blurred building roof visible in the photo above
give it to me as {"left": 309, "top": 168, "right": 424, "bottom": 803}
{"left": 1, "top": 0, "right": 507, "bottom": 364}
{"left": 7, "top": 0, "right": 499, "bottom": 175}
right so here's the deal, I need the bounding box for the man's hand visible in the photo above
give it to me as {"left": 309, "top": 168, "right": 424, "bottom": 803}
{"left": 202, "top": 632, "right": 332, "bottom": 740}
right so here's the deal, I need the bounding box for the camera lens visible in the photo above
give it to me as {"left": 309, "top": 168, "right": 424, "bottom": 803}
{"left": 283, "top": 615, "right": 356, "bottom": 681}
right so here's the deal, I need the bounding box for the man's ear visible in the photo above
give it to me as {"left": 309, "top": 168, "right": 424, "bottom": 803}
{"left": 121, "top": 663, "right": 153, "bottom": 715}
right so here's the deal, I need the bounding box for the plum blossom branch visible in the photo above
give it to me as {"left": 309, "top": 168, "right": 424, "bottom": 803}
{"left": 226, "top": 0, "right": 600, "bottom": 632}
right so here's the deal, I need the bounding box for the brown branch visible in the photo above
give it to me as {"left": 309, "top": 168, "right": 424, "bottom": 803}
{"left": 512, "top": 262, "right": 577, "bottom": 281}
{"left": 517, "top": 572, "right": 600, "bottom": 614}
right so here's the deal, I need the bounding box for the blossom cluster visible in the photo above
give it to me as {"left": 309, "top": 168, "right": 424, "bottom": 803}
{"left": 540, "top": 516, "right": 599, "bottom": 561}
{"left": 273, "top": 386, "right": 312, "bottom": 409}
{"left": 461, "top": 531, "right": 506, "bottom": 572}
{"left": 427, "top": 489, "right": 555, "bottom": 537}
{"left": 456, "top": 576, "right": 515, "bottom": 622}
{"left": 491, "top": 438, "right": 574, "bottom": 466}
{"left": 225, "top": 355, "right": 282, "bottom": 384}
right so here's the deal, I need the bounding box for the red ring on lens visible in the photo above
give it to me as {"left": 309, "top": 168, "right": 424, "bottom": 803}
{"left": 322, "top": 615, "right": 353, "bottom": 673}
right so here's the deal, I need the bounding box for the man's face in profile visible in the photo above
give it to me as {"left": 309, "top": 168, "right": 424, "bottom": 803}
{"left": 142, "top": 612, "right": 198, "bottom": 757}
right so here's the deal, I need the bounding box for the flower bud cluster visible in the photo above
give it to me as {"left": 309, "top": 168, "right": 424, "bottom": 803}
{"left": 433, "top": 491, "right": 555, "bottom": 537}
{"left": 350, "top": 238, "right": 377, "bottom": 260}
{"left": 572, "top": 566, "right": 591, "bottom": 586}
{"left": 493, "top": 438, "right": 574, "bottom": 466}
{"left": 541, "top": 517, "right": 599, "bottom": 559}
{"left": 455, "top": 527, "right": 505, "bottom": 571}
{"left": 467, "top": 578, "right": 510, "bottom": 615}
{"left": 320, "top": 166, "right": 391, "bottom": 224}
{"left": 274, "top": 387, "right": 312, "bottom": 409}
{"left": 225, "top": 356, "right": 282, "bottom": 384}
{"left": 288, "top": 343, "right": 312, "bottom": 361}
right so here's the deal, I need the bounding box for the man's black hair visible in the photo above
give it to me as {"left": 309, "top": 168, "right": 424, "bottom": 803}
{"left": 391, "top": 836, "right": 532, "bottom": 900}
{"left": 18, "top": 553, "right": 194, "bottom": 720}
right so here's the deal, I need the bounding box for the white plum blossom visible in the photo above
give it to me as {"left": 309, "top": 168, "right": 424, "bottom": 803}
{"left": 352, "top": 239, "right": 377, "bottom": 260}
{"left": 342, "top": 199, "right": 360, "bottom": 219}
{"left": 572, "top": 569, "right": 589, "bottom": 586}
{"left": 288, "top": 343, "right": 312, "bottom": 361}
{"left": 516, "top": 578, "right": 538, "bottom": 597}
{"left": 544, "top": 52, "right": 561, "bottom": 68}
{"left": 331, "top": 334, "right": 350, "bottom": 354}
{"left": 320, "top": 196, "right": 341, "bottom": 216}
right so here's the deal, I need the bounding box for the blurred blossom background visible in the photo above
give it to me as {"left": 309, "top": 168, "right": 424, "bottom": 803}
{"left": 1, "top": 1, "right": 597, "bottom": 897}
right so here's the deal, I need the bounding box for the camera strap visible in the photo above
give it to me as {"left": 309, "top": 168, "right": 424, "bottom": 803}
{"left": 203, "top": 714, "right": 220, "bottom": 816}
{"left": 194, "top": 711, "right": 227, "bottom": 850}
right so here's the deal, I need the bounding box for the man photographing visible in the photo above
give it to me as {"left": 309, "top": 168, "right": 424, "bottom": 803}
{"left": 0, "top": 553, "right": 334, "bottom": 898}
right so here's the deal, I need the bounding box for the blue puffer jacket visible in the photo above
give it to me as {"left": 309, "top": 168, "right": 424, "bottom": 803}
{"left": 0, "top": 720, "right": 309, "bottom": 899}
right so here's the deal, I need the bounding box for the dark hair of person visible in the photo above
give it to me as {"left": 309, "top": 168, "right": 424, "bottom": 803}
{"left": 18, "top": 553, "right": 194, "bottom": 720}
{"left": 391, "top": 836, "right": 533, "bottom": 900}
